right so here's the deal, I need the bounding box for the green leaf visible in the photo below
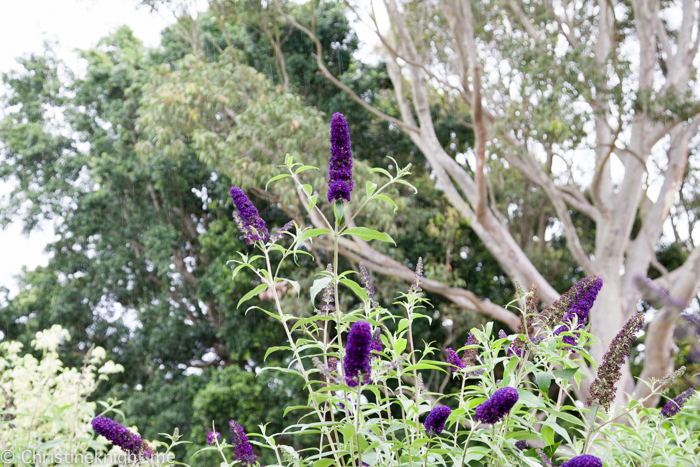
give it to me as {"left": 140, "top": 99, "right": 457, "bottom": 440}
{"left": 375, "top": 194, "right": 398, "bottom": 212}
{"left": 280, "top": 278, "right": 300, "bottom": 296}
{"left": 342, "top": 423, "right": 355, "bottom": 443}
{"left": 296, "top": 228, "right": 331, "bottom": 249}
{"left": 398, "top": 318, "right": 410, "bottom": 333}
{"left": 516, "top": 389, "right": 545, "bottom": 408}
{"left": 265, "top": 346, "right": 291, "bottom": 361}
{"left": 313, "top": 461, "right": 335, "bottom": 467}
{"left": 339, "top": 278, "right": 368, "bottom": 302}
{"left": 370, "top": 167, "right": 392, "bottom": 178}
{"left": 308, "top": 194, "right": 318, "bottom": 212}
{"left": 395, "top": 178, "right": 418, "bottom": 193}
{"left": 553, "top": 368, "right": 578, "bottom": 381}
{"left": 265, "top": 173, "right": 291, "bottom": 191}
{"left": 237, "top": 284, "right": 268, "bottom": 308}
{"left": 310, "top": 277, "right": 332, "bottom": 303}
{"left": 341, "top": 227, "right": 395, "bottom": 244}
{"left": 535, "top": 372, "right": 553, "bottom": 393}
{"left": 300, "top": 184, "right": 313, "bottom": 196}
{"left": 295, "top": 165, "right": 318, "bottom": 174}
{"left": 394, "top": 338, "right": 407, "bottom": 355}
{"left": 366, "top": 181, "right": 377, "bottom": 197}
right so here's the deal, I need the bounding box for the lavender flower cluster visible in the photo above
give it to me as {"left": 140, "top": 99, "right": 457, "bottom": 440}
{"left": 344, "top": 321, "right": 373, "bottom": 387}
{"left": 424, "top": 405, "right": 451, "bottom": 436}
{"left": 553, "top": 276, "right": 602, "bottom": 346}
{"left": 587, "top": 313, "right": 645, "bottom": 410}
{"left": 475, "top": 387, "right": 519, "bottom": 424}
{"left": 661, "top": 387, "right": 695, "bottom": 418}
{"left": 230, "top": 419, "right": 258, "bottom": 466}
{"left": 91, "top": 416, "right": 153, "bottom": 460}
{"left": 327, "top": 113, "right": 354, "bottom": 203}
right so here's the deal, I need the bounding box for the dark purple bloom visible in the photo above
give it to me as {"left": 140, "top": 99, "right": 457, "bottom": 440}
{"left": 661, "top": 388, "right": 695, "bottom": 418}
{"left": 359, "top": 263, "right": 378, "bottom": 307}
{"left": 554, "top": 277, "right": 603, "bottom": 346}
{"left": 475, "top": 387, "right": 519, "bottom": 424}
{"left": 91, "top": 416, "right": 153, "bottom": 459}
{"left": 462, "top": 332, "right": 479, "bottom": 366}
{"left": 370, "top": 327, "right": 382, "bottom": 358}
{"left": 230, "top": 187, "right": 269, "bottom": 244}
{"left": 270, "top": 220, "right": 294, "bottom": 242}
{"left": 446, "top": 348, "right": 465, "bottom": 373}
{"left": 587, "top": 313, "right": 644, "bottom": 410}
{"left": 515, "top": 440, "right": 528, "bottom": 451}
{"left": 561, "top": 455, "right": 602, "bottom": 467}
{"left": 344, "top": 321, "right": 372, "bottom": 386}
{"left": 229, "top": 420, "right": 257, "bottom": 466}
{"left": 498, "top": 329, "right": 508, "bottom": 340}
{"left": 207, "top": 431, "right": 220, "bottom": 445}
{"left": 327, "top": 113, "right": 354, "bottom": 202}
{"left": 424, "top": 406, "right": 451, "bottom": 436}
{"left": 540, "top": 277, "right": 602, "bottom": 332}
{"left": 409, "top": 258, "right": 424, "bottom": 295}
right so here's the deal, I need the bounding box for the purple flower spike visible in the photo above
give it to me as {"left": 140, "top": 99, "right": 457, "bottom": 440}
{"left": 91, "top": 416, "right": 154, "bottom": 459}
{"left": 446, "top": 348, "right": 465, "bottom": 373}
{"left": 359, "top": 263, "right": 378, "bottom": 307}
{"left": 207, "top": 431, "right": 220, "bottom": 445}
{"left": 424, "top": 406, "right": 451, "bottom": 436}
{"left": 462, "top": 332, "right": 479, "bottom": 366}
{"left": 661, "top": 388, "right": 695, "bottom": 418}
{"left": 587, "top": 313, "right": 644, "bottom": 410}
{"left": 515, "top": 440, "right": 528, "bottom": 451}
{"left": 230, "top": 187, "right": 269, "bottom": 244}
{"left": 475, "top": 387, "right": 519, "bottom": 424}
{"left": 327, "top": 113, "right": 354, "bottom": 203}
{"left": 344, "top": 321, "right": 372, "bottom": 387}
{"left": 553, "top": 277, "right": 603, "bottom": 346}
{"left": 229, "top": 420, "right": 258, "bottom": 466}
{"left": 370, "top": 327, "right": 382, "bottom": 358}
{"left": 561, "top": 455, "right": 602, "bottom": 467}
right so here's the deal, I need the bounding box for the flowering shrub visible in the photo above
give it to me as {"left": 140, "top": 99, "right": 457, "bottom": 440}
{"left": 0, "top": 325, "right": 125, "bottom": 460}
{"left": 116, "top": 114, "right": 700, "bottom": 465}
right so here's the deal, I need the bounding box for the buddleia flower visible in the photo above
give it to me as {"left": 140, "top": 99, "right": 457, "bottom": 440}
{"left": 359, "top": 262, "right": 378, "bottom": 307}
{"left": 553, "top": 277, "right": 603, "bottom": 346}
{"left": 229, "top": 420, "right": 258, "bottom": 466}
{"left": 91, "top": 416, "right": 154, "bottom": 460}
{"left": 475, "top": 387, "right": 519, "bottom": 424}
{"left": 661, "top": 388, "right": 695, "bottom": 418}
{"left": 424, "top": 406, "right": 451, "bottom": 436}
{"left": 515, "top": 440, "right": 528, "bottom": 451}
{"left": 461, "top": 332, "right": 479, "bottom": 366}
{"left": 536, "top": 449, "right": 553, "bottom": 467}
{"left": 587, "top": 313, "right": 644, "bottom": 410}
{"left": 207, "top": 431, "right": 220, "bottom": 445}
{"left": 230, "top": 187, "right": 269, "bottom": 243}
{"left": 344, "top": 321, "right": 372, "bottom": 386}
{"left": 539, "top": 277, "right": 602, "bottom": 332}
{"left": 320, "top": 265, "right": 335, "bottom": 314}
{"left": 409, "top": 258, "right": 424, "bottom": 295}
{"left": 327, "top": 113, "right": 354, "bottom": 202}
{"left": 270, "top": 220, "right": 294, "bottom": 242}
{"left": 561, "top": 455, "right": 602, "bottom": 467}
{"left": 370, "top": 327, "right": 382, "bottom": 358}
{"left": 445, "top": 348, "right": 465, "bottom": 373}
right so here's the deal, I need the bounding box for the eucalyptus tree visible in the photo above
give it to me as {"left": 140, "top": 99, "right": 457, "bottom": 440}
{"left": 254, "top": 0, "right": 700, "bottom": 406}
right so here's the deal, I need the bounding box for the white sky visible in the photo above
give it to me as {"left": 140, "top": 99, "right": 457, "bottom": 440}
{"left": 0, "top": 0, "right": 176, "bottom": 296}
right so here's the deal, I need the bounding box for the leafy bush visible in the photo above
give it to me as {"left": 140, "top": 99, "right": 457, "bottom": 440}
{"left": 173, "top": 115, "right": 698, "bottom": 467}
{"left": 0, "top": 325, "right": 125, "bottom": 461}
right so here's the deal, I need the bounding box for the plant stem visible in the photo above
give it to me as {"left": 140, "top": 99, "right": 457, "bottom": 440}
{"left": 356, "top": 382, "right": 363, "bottom": 467}
{"left": 644, "top": 425, "right": 661, "bottom": 467}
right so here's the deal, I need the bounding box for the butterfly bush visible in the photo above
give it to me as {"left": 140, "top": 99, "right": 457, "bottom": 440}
{"left": 106, "top": 113, "right": 698, "bottom": 466}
